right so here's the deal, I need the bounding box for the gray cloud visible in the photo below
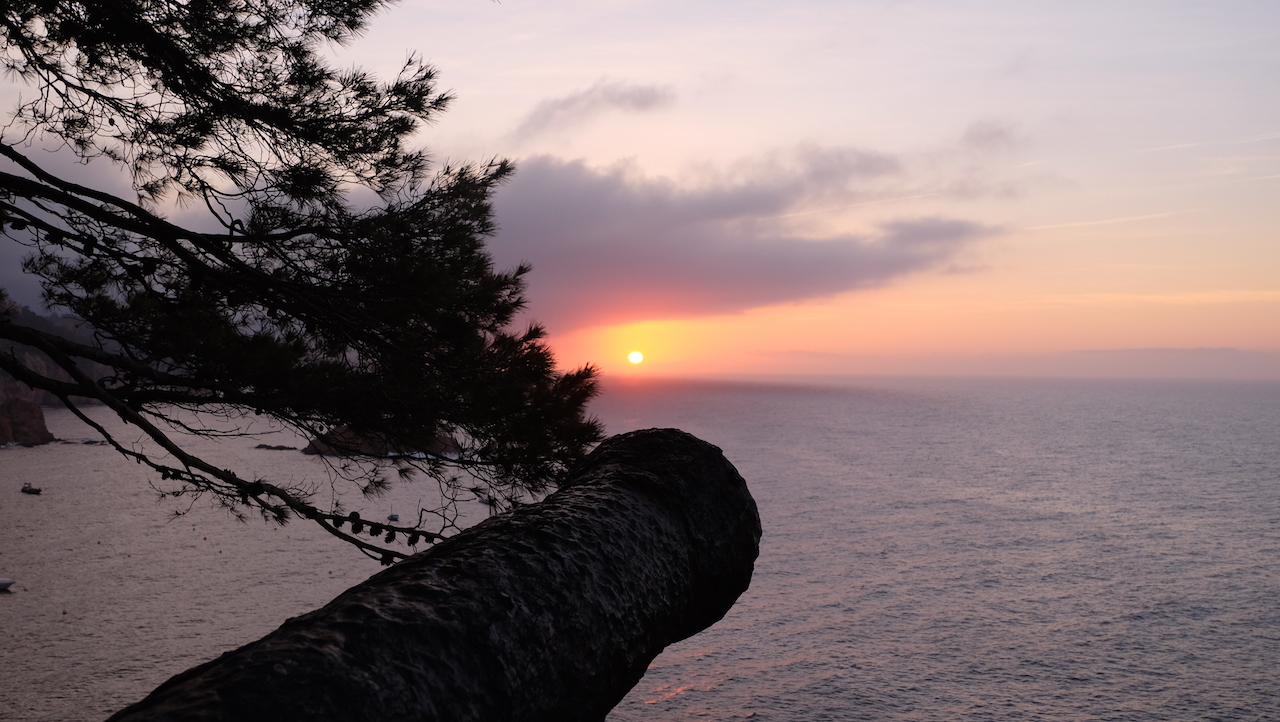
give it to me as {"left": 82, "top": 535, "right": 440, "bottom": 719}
{"left": 511, "top": 80, "right": 676, "bottom": 141}
{"left": 3, "top": 137, "right": 1007, "bottom": 332}
{"left": 490, "top": 154, "right": 1000, "bottom": 332}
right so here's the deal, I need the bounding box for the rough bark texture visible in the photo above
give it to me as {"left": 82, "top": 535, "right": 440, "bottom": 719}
{"left": 0, "top": 397, "right": 55, "bottom": 446}
{"left": 107, "top": 428, "right": 762, "bottom": 722}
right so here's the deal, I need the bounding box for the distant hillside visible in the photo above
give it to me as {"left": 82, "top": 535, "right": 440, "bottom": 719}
{"left": 0, "top": 300, "right": 105, "bottom": 406}
{"left": 748, "top": 347, "right": 1280, "bottom": 381}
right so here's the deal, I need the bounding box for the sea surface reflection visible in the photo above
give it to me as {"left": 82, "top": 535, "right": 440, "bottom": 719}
{"left": 3, "top": 376, "right": 1279, "bottom": 721}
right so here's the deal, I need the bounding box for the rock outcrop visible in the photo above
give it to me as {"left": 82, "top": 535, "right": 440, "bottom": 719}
{"left": 0, "top": 397, "right": 55, "bottom": 446}
{"left": 1, "top": 302, "right": 111, "bottom": 407}
{"left": 107, "top": 428, "right": 761, "bottom": 722}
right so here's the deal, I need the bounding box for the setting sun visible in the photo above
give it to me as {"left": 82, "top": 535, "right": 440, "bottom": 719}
{"left": 627, "top": 351, "right": 644, "bottom": 364}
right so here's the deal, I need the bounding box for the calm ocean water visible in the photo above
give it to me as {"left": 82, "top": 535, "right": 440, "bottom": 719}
{"left": 2, "top": 376, "right": 1279, "bottom": 721}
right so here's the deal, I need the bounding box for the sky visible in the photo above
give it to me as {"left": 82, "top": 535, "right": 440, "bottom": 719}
{"left": 4, "top": 0, "right": 1279, "bottom": 379}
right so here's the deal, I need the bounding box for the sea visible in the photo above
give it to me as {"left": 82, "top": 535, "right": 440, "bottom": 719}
{"left": 2, "top": 375, "right": 1279, "bottom": 721}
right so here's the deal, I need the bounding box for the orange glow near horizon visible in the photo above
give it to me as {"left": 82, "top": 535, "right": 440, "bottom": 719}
{"left": 304, "top": 2, "right": 1280, "bottom": 383}
{"left": 547, "top": 270, "right": 1280, "bottom": 379}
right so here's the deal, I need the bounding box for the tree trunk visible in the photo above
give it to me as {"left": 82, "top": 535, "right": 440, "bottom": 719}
{"left": 107, "top": 428, "right": 761, "bottom": 722}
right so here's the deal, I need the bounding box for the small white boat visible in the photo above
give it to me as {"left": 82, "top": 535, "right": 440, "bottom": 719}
{"left": 0, "top": 577, "right": 14, "bottom": 592}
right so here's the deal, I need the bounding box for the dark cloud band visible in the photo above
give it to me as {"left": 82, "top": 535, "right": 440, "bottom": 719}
{"left": 490, "top": 155, "right": 1000, "bottom": 331}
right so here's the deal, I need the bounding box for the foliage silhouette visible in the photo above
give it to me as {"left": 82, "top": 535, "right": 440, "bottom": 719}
{"left": 0, "top": 0, "right": 602, "bottom": 562}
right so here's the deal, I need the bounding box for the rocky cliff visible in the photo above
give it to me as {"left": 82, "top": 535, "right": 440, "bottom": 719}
{"left": 0, "top": 397, "right": 54, "bottom": 446}
{"left": 1, "top": 302, "right": 110, "bottom": 407}
{"left": 107, "top": 428, "right": 762, "bottom": 722}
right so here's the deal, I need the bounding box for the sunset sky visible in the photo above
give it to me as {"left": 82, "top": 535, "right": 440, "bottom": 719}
{"left": 5, "top": 1, "right": 1279, "bottom": 378}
